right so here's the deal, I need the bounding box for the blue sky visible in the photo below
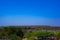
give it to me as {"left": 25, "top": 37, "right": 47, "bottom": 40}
{"left": 0, "top": 0, "right": 60, "bottom": 26}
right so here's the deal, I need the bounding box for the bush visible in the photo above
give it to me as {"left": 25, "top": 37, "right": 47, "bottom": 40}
{"left": 55, "top": 32, "right": 60, "bottom": 38}
{"left": 9, "top": 34, "right": 22, "bottom": 40}
{"left": 24, "top": 31, "right": 56, "bottom": 40}
{"left": 47, "top": 32, "right": 54, "bottom": 37}
{"left": 28, "top": 36, "right": 37, "bottom": 40}
{"left": 32, "top": 31, "right": 49, "bottom": 37}
{"left": 24, "top": 33, "right": 31, "bottom": 38}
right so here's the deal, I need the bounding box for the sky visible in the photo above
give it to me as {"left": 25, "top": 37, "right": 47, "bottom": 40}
{"left": 0, "top": 0, "right": 60, "bottom": 26}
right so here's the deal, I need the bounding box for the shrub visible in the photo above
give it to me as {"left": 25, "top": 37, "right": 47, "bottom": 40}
{"left": 55, "top": 32, "right": 60, "bottom": 38}
{"left": 9, "top": 34, "right": 22, "bottom": 40}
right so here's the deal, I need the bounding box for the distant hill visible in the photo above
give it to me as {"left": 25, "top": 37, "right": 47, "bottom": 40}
{"left": 0, "top": 26, "right": 60, "bottom": 30}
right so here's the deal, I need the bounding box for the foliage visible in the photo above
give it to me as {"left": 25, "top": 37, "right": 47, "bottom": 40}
{"left": 24, "top": 31, "right": 56, "bottom": 40}
{"left": 1, "top": 27, "right": 24, "bottom": 39}
{"left": 48, "top": 32, "right": 54, "bottom": 37}
{"left": 32, "top": 31, "right": 49, "bottom": 37}
{"left": 0, "top": 32, "right": 4, "bottom": 38}
{"left": 28, "top": 36, "right": 37, "bottom": 40}
{"left": 24, "top": 33, "right": 31, "bottom": 38}
{"left": 0, "top": 26, "right": 60, "bottom": 40}
{"left": 24, "top": 33, "right": 37, "bottom": 40}
{"left": 55, "top": 32, "right": 60, "bottom": 38}
{"left": 9, "top": 34, "right": 21, "bottom": 40}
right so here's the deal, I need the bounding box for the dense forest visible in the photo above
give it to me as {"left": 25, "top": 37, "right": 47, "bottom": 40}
{"left": 0, "top": 26, "right": 60, "bottom": 40}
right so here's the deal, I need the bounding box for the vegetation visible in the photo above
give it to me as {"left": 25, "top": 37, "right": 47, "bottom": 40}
{"left": 0, "top": 26, "right": 60, "bottom": 40}
{"left": 55, "top": 32, "right": 60, "bottom": 38}
{"left": 0, "top": 27, "right": 24, "bottom": 40}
